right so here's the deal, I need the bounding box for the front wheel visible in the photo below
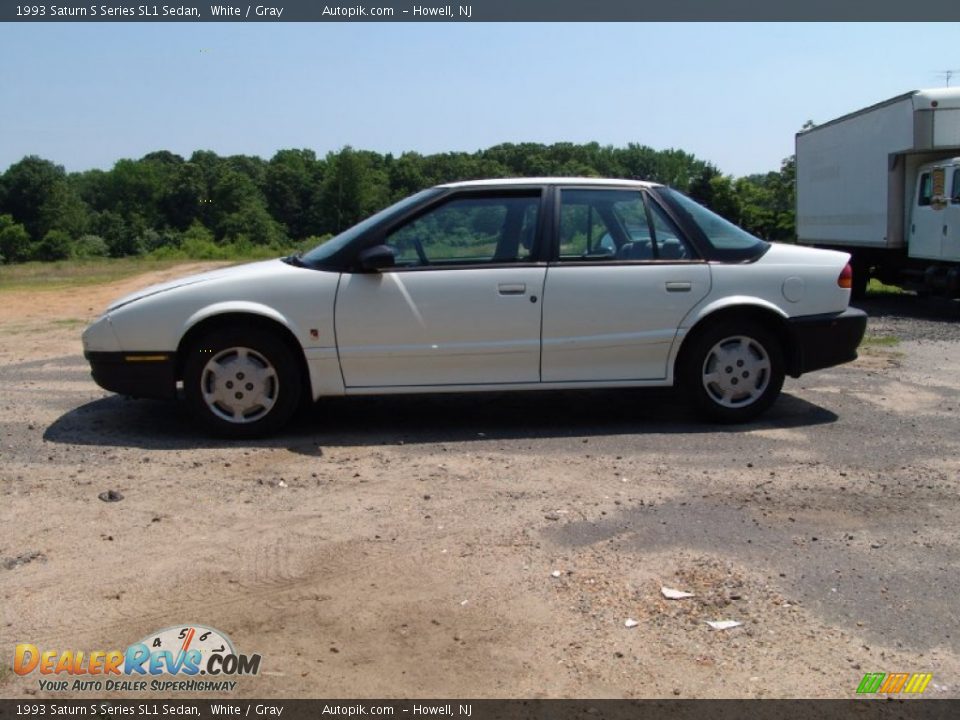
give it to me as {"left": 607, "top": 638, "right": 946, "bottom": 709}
{"left": 183, "top": 327, "right": 302, "bottom": 438}
{"left": 681, "top": 322, "right": 785, "bottom": 423}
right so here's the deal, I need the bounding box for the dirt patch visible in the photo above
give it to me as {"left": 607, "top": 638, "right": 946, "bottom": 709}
{"left": 1, "top": 269, "right": 959, "bottom": 699}
{"left": 0, "top": 262, "right": 227, "bottom": 324}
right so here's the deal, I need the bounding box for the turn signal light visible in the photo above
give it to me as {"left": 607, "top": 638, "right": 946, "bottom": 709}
{"left": 838, "top": 263, "right": 853, "bottom": 289}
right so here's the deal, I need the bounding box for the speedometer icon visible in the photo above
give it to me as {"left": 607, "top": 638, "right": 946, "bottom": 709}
{"left": 137, "top": 624, "right": 235, "bottom": 673}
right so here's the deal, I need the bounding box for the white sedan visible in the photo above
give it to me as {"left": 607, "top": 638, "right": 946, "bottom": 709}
{"left": 82, "top": 178, "right": 866, "bottom": 437}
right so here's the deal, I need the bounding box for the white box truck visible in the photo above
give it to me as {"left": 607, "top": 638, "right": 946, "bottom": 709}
{"left": 796, "top": 88, "right": 960, "bottom": 296}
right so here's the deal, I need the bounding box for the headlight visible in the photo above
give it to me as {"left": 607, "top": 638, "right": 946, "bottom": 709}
{"left": 82, "top": 314, "right": 122, "bottom": 353}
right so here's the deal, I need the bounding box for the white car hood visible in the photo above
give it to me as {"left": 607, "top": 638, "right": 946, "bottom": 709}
{"left": 107, "top": 258, "right": 287, "bottom": 311}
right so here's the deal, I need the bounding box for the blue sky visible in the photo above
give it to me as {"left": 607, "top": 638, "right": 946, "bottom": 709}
{"left": 1, "top": 22, "right": 958, "bottom": 177}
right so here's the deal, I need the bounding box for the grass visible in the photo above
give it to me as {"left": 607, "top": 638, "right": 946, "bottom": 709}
{"left": 0, "top": 256, "right": 242, "bottom": 292}
{"left": 866, "top": 278, "right": 907, "bottom": 296}
{"left": 861, "top": 333, "right": 901, "bottom": 347}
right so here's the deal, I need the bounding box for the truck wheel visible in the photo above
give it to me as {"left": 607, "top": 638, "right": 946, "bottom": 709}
{"left": 682, "top": 322, "right": 785, "bottom": 423}
{"left": 183, "top": 327, "right": 302, "bottom": 438}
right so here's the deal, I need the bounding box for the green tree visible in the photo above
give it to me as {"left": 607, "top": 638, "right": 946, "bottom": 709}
{"left": 160, "top": 161, "right": 205, "bottom": 231}
{"left": 264, "top": 149, "right": 321, "bottom": 239}
{"left": 104, "top": 158, "right": 166, "bottom": 228}
{"left": 706, "top": 175, "right": 743, "bottom": 223}
{"left": 0, "top": 214, "right": 32, "bottom": 263}
{"left": 210, "top": 168, "right": 285, "bottom": 244}
{"left": 0, "top": 156, "right": 67, "bottom": 239}
{"left": 318, "top": 147, "right": 389, "bottom": 233}
{"left": 219, "top": 203, "right": 286, "bottom": 246}
{"left": 387, "top": 152, "right": 427, "bottom": 200}
{"left": 94, "top": 210, "right": 138, "bottom": 257}
{"left": 38, "top": 181, "right": 90, "bottom": 239}
{"left": 71, "top": 234, "right": 110, "bottom": 258}
{"left": 33, "top": 229, "right": 72, "bottom": 261}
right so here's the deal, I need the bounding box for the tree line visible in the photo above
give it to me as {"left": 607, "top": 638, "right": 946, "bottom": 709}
{"left": 0, "top": 142, "right": 796, "bottom": 264}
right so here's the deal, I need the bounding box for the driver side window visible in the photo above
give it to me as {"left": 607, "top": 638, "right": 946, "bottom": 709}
{"left": 386, "top": 194, "right": 540, "bottom": 267}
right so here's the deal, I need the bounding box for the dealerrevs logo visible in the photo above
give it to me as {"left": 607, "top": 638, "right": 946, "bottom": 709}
{"left": 14, "top": 624, "right": 261, "bottom": 693}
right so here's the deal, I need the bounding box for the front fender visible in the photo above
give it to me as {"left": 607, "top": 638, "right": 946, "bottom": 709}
{"left": 182, "top": 301, "right": 306, "bottom": 347}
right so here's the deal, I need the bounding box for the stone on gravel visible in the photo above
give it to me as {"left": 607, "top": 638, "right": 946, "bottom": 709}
{"left": 3, "top": 551, "right": 46, "bottom": 570}
{"left": 661, "top": 586, "right": 695, "bottom": 599}
{"left": 706, "top": 620, "right": 742, "bottom": 630}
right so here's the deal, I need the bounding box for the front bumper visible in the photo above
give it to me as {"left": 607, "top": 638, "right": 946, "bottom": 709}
{"left": 786, "top": 307, "right": 867, "bottom": 377}
{"left": 84, "top": 351, "right": 178, "bottom": 400}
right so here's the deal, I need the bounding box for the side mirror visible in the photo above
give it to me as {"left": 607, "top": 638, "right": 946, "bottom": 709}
{"left": 357, "top": 244, "right": 396, "bottom": 271}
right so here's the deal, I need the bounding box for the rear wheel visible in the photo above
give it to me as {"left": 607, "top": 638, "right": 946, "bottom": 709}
{"left": 183, "top": 327, "right": 302, "bottom": 438}
{"left": 682, "top": 322, "right": 785, "bottom": 423}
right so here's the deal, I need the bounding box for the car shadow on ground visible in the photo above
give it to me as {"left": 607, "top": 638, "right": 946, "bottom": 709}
{"left": 43, "top": 389, "right": 838, "bottom": 451}
{"left": 858, "top": 292, "right": 960, "bottom": 321}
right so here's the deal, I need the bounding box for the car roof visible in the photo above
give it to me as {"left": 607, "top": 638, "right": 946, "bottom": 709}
{"left": 437, "top": 177, "right": 662, "bottom": 189}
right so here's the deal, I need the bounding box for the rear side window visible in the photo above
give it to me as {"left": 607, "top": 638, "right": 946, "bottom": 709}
{"left": 952, "top": 169, "right": 960, "bottom": 204}
{"left": 657, "top": 187, "right": 769, "bottom": 261}
{"left": 557, "top": 189, "right": 693, "bottom": 262}
{"left": 663, "top": 188, "right": 762, "bottom": 250}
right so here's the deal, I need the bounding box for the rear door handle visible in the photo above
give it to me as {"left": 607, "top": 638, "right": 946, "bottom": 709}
{"left": 665, "top": 281, "right": 692, "bottom": 292}
{"left": 498, "top": 283, "right": 526, "bottom": 295}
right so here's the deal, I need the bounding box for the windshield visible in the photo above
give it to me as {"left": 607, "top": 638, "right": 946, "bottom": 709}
{"left": 662, "top": 188, "right": 767, "bottom": 253}
{"left": 300, "top": 189, "right": 441, "bottom": 266}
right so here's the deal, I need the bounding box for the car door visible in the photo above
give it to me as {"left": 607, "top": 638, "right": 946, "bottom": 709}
{"left": 335, "top": 191, "right": 547, "bottom": 388}
{"left": 910, "top": 168, "right": 946, "bottom": 260}
{"left": 541, "top": 187, "right": 710, "bottom": 382}
{"left": 943, "top": 166, "right": 960, "bottom": 262}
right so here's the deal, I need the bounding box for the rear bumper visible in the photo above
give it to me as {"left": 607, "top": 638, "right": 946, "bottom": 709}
{"left": 786, "top": 307, "right": 867, "bottom": 377}
{"left": 84, "top": 351, "right": 178, "bottom": 400}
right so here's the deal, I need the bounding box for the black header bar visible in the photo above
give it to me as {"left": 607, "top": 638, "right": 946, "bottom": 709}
{"left": 2, "top": 0, "right": 960, "bottom": 22}
{"left": 0, "top": 700, "right": 958, "bottom": 720}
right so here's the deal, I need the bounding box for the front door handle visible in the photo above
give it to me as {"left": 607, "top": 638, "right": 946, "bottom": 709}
{"left": 498, "top": 283, "right": 526, "bottom": 295}
{"left": 665, "top": 281, "right": 692, "bottom": 292}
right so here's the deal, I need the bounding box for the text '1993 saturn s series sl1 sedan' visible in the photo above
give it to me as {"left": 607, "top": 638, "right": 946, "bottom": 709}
{"left": 82, "top": 178, "right": 867, "bottom": 438}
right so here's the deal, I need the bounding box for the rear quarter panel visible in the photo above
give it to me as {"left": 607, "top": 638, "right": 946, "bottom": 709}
{"left": 684, "top": 244, "right": 851, "bottom": 326}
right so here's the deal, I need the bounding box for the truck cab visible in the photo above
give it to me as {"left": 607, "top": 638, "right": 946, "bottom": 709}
{"left": 911, "top": 158, "right": 960, "bottom": 263}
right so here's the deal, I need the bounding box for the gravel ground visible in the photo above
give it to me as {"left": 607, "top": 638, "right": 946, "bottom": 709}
{"left": 859, "top": 293, "right": 960, "bottom": 341}
{"left": 1, "top": 270, "right": 958, "bottom": 699}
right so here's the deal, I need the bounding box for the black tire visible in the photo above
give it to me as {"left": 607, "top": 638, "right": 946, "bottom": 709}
{"left": 681, "top": 321, "right": 785, "bottom": 423}
{"left": 183, "top": 326, "right": 302, "bottom": 438}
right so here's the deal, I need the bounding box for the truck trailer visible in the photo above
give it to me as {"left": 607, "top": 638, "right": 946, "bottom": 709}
{"left": 796, "top": 88, "right": 960, "bottom": 297}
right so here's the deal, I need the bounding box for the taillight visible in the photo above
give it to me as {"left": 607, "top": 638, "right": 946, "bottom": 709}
{"left": 838, "top": 263, "right": 853, "bottom": 289}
